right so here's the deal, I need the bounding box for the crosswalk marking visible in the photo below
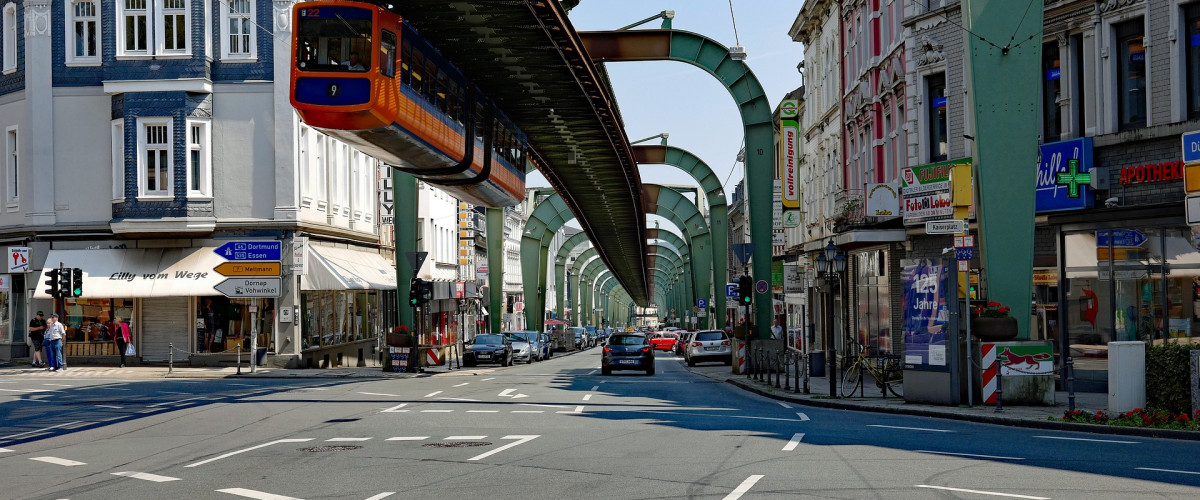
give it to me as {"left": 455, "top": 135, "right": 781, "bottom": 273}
{"left": 31, "top": 456, "right": 86, "bottom": 466}
{"left": 385, "top": 436, "right": 429, "bottom": 441}
{"left": 327, "top": 437, "right": 372, "bottom": 442}
{"left": 112, "top": 471, "right": 181, "bottom": 482}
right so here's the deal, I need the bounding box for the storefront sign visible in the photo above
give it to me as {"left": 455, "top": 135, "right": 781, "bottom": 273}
{"left": 455, "top": 281, "right": 465, "bottom": 298}
{"left": 783, "top": 263, "right": 804, "bottom": 293}
{"left": 0, "top": 274, "right": 10, "bottom": 292}
{"left": 1119, "top": 161, "right": 1184, "bottom": 185}
{"left": 771, "top": 260, "right": 784, "bottom": 293}
{"left": 1036, "top": 137, "right": 1094, "bottom": 212}
{"left": 865, "top": 183, "right": 899, "bottom": 218}
{"left": 7, "top": 247, "right": 29, "bottom": 273}
{"left": 1032, "top": 269, "right": 1058, "bottom": 285}
{"left": 783, "top": 210, "right": 801, "bottom": 228}
{"left": 292, "top": 236, "right": 308, "bottom": 274}
{"left": 773, "top": 180, "right": 783, "bottom": 230}
{"left": 990, "top": 343, "right": 1054, "bottom": 376}
{"left": 902, "top": 259, "right": 950, "bottom": 369}
{"left": 380, "top": 175, "right": 394, "bottom": 226}
{"left": 779, "top": 99, "right": 800, "bottom": 208}
{"left": 901, "top": 159, "right": 972, "bottom": 224}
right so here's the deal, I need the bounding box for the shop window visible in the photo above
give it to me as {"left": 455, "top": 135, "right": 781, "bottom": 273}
{"left": 1043, "top": 41, "right": 1062, "bottom": 142}
{"left": 221, "top": 0, "right": 255, "bottom": 60}
{"left": 66, "top": 0, "right": 101, "bottom": 65}
{"left": 197, "top": 296, "right": 275, "bottom": 352}
{"left": 137, "top": 118, "right": 172, "bottom": 198}
{"left": 1115, "top": 19, "right": 1146, "bottom": 130}
{"left": 1187, "top": 4, "right": 1200, "bottom": 119}
{"left": 2, "top": 2, "right": 15, "bottom": 73}
{"left": 186, "top": 120, "right": 210, "bottom": 198}
{"left": 61, "top": 298, "right": 133, "bottom": 355}
{"left": 301, "top": 290, "right": 378, "bottom": 350}
{"left": 926, "top": 73, "right": 948, "bottom": 163}
{"left": 116, "top": 0, "right": 189, "bottom": 57}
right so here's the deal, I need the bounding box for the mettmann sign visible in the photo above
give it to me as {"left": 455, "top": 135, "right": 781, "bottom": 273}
{"left": 779, "top": 99, "right": 799, "bottom": 208}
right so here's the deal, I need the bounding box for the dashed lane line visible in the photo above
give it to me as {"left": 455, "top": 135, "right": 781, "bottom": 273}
{"left": 30, "top": 456, "right": 86, "bottom": 466}
{"left": 95, "top": 405, "right": 123, "bottom": 409}
{"left": 112, "top": 471, "right": 181, "bottom": 482}
{"left": 512, "top": 411, "right": 544, "bottom": 414}
{"left": 466, "top": 410, "right": 498, "bottom": 413}
{"left": 777, "top": 402, "right": 792, "bottom": 409}
{"left": 481, "top": 378, "right": 495, "bottom": 381}
{"left": 0, "top": 447, "right": 12, "bottom": 453}
{"left": 42, "top": 383, "right": 73, "bottom": 387}
{"left": 452, "top": 383, "right": 469, "bottom": 387}
{"left": 420, "top": 410, "right": 452, "bottom": 413}
{"left": 722, "top": 474, "right": 764, "bottom": 500}
{"left": 781, "top": 433, "right": 805, "bottom": 451}
{"left": 186, "top": 439, "right": 314, "bottom": 468}
{"left": 2, "top": 421, "right": 85, "bottom": 440}
{"left": 327, "top": 437, "right": 372, "bottom": 442}
{"left": 446, "top": 435, "right": 487, "bottom": 440}
{"left": 358, "top": 392, "right": 403, "bottom": 398}
{"left": 0, "top": 388, "right": 55, "bottom": 393}
{"left": 380, "top": 404, "right": 408, "bottom": 413}
{"left": 1033, "top": 435, "right": 1138, "bottom": 444}
{"left": 385, "top": 437, "right": 428, "bottom": 441}
{"left": 916, "top": 450, "right": 1025, "bottom": 461}
{"left": 424, "top": 391, "right": 443, "bottom": 398}
{"left": 364, "top": 493, "right": 396, "bottom": 500}
{"left": 589, "top": 386, "right": 599, "bottom": 391}
{"left": 915, "top": 485, "right": 1048, "bottom": 499}
{"left": 468, "top": 435, "right": 539, "bottom": 461}
{"left": 869, "top": 424, "right": 952, "bottom": 433}
{"left": 216, "top": 487, "right": 301, "bottom": 500}
{"left": 439, "top": 397, "right": 481, "bottom": 402}
{"left": 582, "top": 394, "right": 593, "bottom": 401}
{"left": 1137, "top": 467, "right": 1200, "bottom": 475}
{"left": 555, "top": 406, "right": 585, "bottom": 414}
{"left": 149, "top": 396, "right": 206, "bottom": 407}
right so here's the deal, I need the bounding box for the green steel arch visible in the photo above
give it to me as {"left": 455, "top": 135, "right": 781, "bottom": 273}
{"left": 521, "top": 194, "right": 579, "bottom": 333}
{"left": 645, "top": 184, "right": 712, "bottom": 328}
{"left": 554, "top": 232, "right": 593, "bottom": 319}
{"left": 633, "top": 144, "right": 729, "bottom": 328}
{"left": 581, "top": 28, "right": 775, "bottom": 336}
{"left": 592, "top": 249, "right": 684, "bottom": 326}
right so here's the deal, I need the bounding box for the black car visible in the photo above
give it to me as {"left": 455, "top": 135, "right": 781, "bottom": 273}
{"left": 601, "top": 333, "right": 654, "bottom": 376}
{"left": 464, "top": 334, "right": 513, "bottom": 367}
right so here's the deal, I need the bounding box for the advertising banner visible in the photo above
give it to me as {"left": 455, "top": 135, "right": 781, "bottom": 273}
{"left": 783, "top": 262, "right": 803, "bottom": 293}
{"left": 771, "top": 260, "right": 784, "bottom": 292}
{"left": 779, "top": 99, "right": 800, "bottom": 208}
{"left": 901, "top": 158, "right": 972, "bottom": 225}
{"left": 865, "top": 183, "right": 900, "bottom": 219}
{"left": 902, "top": 259, "right": 951, "bottom": 370}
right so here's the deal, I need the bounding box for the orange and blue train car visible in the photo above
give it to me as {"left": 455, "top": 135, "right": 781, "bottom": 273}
{"left": 290, "top": 0, "right": 527, "bottom": 207}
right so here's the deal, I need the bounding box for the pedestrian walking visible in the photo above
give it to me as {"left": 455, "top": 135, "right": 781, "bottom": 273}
{"left": 44, "top": 313, "right": 66, "bottom": 371}
{"left": 113, "top": 315, "right": 132, "bottom": 367}
{"left": 28, "top": 311, "right": 46, "bottom": 367}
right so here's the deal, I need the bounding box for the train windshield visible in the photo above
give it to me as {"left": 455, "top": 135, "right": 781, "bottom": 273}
{"left": 296, "top": 6, "right": 372, "bottom": 72}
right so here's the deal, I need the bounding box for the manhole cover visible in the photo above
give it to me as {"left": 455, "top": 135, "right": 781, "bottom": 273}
{"left": 299, "top": 445, "right": 363, "bottom": 452}
{"left": 422, "top": 441, "right": 491, "bottom": 448}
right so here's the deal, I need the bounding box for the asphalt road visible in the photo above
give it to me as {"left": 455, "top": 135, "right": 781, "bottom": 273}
{"left": 3, "top": 347, "right": 1200, "bottom": 499}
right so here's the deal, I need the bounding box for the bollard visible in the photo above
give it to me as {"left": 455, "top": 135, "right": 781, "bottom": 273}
{"left": 774, "top": 352, "right": 782, "bottom": 389}
{"left": 168, "top": 342, "right": 174, "bottom": 374}
{"left": 237, "top": 344, "right": 242, "bottom": 375}
{"left": 994, "top": 359, "right": 1004, "bottom": 413}
{"left": 783, "top": 352, "right": 791, "bottom": 392}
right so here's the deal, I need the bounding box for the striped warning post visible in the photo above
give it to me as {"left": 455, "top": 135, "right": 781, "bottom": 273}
{"left": 980, "top": 343, "right": 998, "bottom": 404}
{"left": 426, "top": 348, "right": 442, "bottom": 366}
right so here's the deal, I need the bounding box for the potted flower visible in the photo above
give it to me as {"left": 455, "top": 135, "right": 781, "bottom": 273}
{"left": 971, "top": 301, "right": 1018, "bottom": 341}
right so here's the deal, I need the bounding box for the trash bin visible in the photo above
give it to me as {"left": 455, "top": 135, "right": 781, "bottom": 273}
{"left": 255, "top": 348, "right": 268, "bottom": 366}
{"left": 808, "top": 351, "right": 825, "bottom": 377}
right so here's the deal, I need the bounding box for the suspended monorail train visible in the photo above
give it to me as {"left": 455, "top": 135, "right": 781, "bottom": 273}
{"left": 290, "top": 0, "right": 527, "bottom": 207}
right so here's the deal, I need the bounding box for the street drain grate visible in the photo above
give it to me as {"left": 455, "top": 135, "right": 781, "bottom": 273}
{"left": 423, "top": 442, "right": 491, "bottom": 448}
{"left": 299, "top": 445, "right": 363, "bottom": 452}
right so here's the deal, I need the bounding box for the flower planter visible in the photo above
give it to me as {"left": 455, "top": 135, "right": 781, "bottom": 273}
{"left": 971, "top": 317, "right": 1018, "bottom": 341}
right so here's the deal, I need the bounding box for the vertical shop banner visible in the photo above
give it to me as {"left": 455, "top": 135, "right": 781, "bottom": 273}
{"left": 779, "top": 99, "right": 800, "bottom": 208}
{"left": 901, "top": 158, "right": 973, "bottom": 224}
{"left": 771, "top": 260, "right": 784, "bottom": 293}
{"left": 902, "top": 259, "right": 950, "bottom": 370}
{"left": 773, "top": 179, "right": 783, "bottom": 230}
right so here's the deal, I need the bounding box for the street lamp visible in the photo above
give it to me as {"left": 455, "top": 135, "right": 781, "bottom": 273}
{"left": 816, "top": 240, "right": 845, "bottom": 397}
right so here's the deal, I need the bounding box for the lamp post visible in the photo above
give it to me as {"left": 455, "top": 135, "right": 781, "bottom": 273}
{"left": 815, "top": 241, "right": 846, "bottom": 397}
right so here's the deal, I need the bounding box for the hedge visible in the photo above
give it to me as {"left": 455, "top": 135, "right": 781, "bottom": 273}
{"left": 1145, "top": 342, "right": 1200, "bottom": 415}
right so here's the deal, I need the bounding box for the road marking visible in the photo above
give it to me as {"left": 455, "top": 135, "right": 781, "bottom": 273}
{"left": 365, "top": 493, "right": 395, "bottom": 500}
{"left": 446, "top": 435, "right": 487, "bottom": 440}
{"left": 230, "top": 383, "right": 258, "bottom": 387}
{"left": 869, "top": 424, "right": 952, "bottom": 433}
{"left": 1137, "top": 467, "right": 1200, "bottom": 475}
{"left": 385, "top": 436, "right": 429, "bottom": 441}
{"left": 149, "top": 396, "right": 205, "bottom": 407}
{"left": 556, "top": 406, "right": 584, "bottom": 414}
{"left": 498, "top": 389, "right": 516, "bottom": 397}
{"left": 2, "top": 421, "right": 85, "bottom": 440}
{"left": 582, "top": 394, "right": 593, "bottom": 401}
{"left": 380, "top": 403, "right": 409, "bottom": 413}
{"left": 31, "top": 456, "right": 86, "bottom": 466}
{"left": 723, "top": 474, "right": 764, "bottom": 500}
{"left": 481, "top": 378, "right": 495, "bottom": 381}
{"left": 468, "top": 435, "right": 539, "bottom": 461}
{"left": 95, "top": 405, "right": 124, "bottom": 409}
{"left": 453, "top": 382, "right": 470, "bottom": 387}
{"left": 0, "top": 447, "right": 12, "bottom": 453}
{"left": 439, "top": 397, "right": 481, "bottom": 402}
{"left": 522, "top": 403, "right": 569, "bottom": 408}
{"left": 915, "top": 485, "right": 1048, "bottom": 499}
{"left": 159, "top": 391, "right": 193, "bottom": 395}
{"left": 424, "top": 391, "right": 443, "bottom": 398}
{"left": 466, "top": 410, "right": 498, "bottom": 413}
{"left": 216, "top": 487, "right": 301, "bottom": 500}
{"left": 0, "top": 388, "right": 54, "bottom": 392}
{"left": 782, "top": 433, "right": 805, "bottom": 451}
{"left": 186, "top": 439, "right": 314, "bottom": 468}
{"left": 42, "top": 383, "right": 73, "bottom": 387}
{"left": 358, "top": 392, "right": 403, "bottom": 398}
{"left": 916, "top": 450, "right": 1025, "bottom": 461}
{"left": 512, "top": 410, "right": 544, "bottom": 414}
{"left": 796, "top": 413, "right": 809, "bottom": 421}
{"left": 777, "top": 402, "right": 792, "bottom": 409}
{"left": 420, "top": 409, "right": 453, "bottom": 413}
{"left": 112, "top": 471, "right": 181, "bottom": 482}
{"left": 327, "top": 437, "right": 372, "bottom": 442}
{"left": 1034, "top": 435, "right": 1138, "bottom": 444}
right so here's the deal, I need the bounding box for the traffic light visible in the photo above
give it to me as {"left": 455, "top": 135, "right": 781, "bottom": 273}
{"left": 57, "top": 266, "right": 71, "bottom": 299}
{"left": 70, "top": 268, "right": 83, "bottom": 297}
{"left": 419, "top": 279, "right": 433, "bottom": 304}
{"left": 737, "top": 275, "right": 753, "bottom": 305}
{"left": 409, "top": 279, "right": 421, "bottom": 306}
{"left": 44, "top": 268, "right": 61, "bottom": 298}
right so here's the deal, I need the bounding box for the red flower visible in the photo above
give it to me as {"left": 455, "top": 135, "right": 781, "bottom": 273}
{"left": 989, "top": 301, "right": 1000, "bottom": 307}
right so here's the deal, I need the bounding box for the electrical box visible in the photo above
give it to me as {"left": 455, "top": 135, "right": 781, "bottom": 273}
{"left": 1108, "top": 341, "right": 1146, "bottom": 414}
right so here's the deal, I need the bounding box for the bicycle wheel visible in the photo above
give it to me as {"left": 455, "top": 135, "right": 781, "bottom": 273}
{"left": 882, "top": 361, "right": 904, "bottom": 398}
{"left": 839, "top": 362, "right": 862, "bottom": 398}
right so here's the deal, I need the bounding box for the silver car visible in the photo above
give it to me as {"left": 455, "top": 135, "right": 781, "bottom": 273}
{"left": 504, "top": 332, "right": 534, "bottom": 364}
{"left": 685, "top": 330, "right": 732, "bottom": 366}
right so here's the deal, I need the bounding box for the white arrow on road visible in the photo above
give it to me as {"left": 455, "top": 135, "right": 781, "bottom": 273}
{"left": 468, "top": 435, "right": 539, "bottom": 461}
{"left": 497, "top": 389, "right": 529, "bottom": 399}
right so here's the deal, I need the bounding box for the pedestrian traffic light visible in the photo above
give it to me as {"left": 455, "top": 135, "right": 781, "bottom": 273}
{"left": 419, "top": 279, "right": 433, "bottom": 304}
{"left": 57, "top": 266, "right": 72, "bottom": 298}
{"left": 409, "top": 279, "right": 422, "bottom": 307}
{"left": 737, "top": 275, "right": 753, "bottom": 305}
{"left": 44, "top": 268, "right": 61, "bottom": 298}
{"left": 71, "top": 268, "right": 83, "bottom": 297}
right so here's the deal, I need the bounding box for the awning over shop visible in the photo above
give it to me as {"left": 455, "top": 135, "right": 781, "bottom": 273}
{"left": 34, "top": 248, "right": 227, "bottom": 299}
{"left": 301, "top": 245, "right": 397, "bottom": 291}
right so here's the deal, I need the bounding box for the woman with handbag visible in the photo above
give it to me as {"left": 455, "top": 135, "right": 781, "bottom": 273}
{"left": 114, "top": 316, "right": 133, "bottom": 367}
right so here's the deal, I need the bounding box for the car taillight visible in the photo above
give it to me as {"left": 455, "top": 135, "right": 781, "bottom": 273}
{"left": 604, "top": 346, "right": 612, "bottom": 353}
{"left": 693, "top": 342, "right": 702, "bottom": 347}
{"left": 641, "top": 347, "right": 651, "bottom": 353}
{"left": 721, "top": 340, "right": 730, "bottom": 345}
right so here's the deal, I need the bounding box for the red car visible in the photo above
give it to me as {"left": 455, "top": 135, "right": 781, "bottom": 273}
{"left": 648, "top": 332, "right": 679, "bottom": 352}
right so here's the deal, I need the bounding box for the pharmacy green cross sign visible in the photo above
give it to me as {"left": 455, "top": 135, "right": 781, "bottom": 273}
{"left": 1055, "top": 159, "right": 1090, "bottom": 198}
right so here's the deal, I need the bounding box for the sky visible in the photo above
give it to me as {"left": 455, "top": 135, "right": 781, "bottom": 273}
{"left": 525, "top": 0, "right": 804, "bottom": 229}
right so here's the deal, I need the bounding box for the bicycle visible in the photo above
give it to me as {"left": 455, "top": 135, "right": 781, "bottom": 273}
{"left": 839, "top": 336, "right": 903, "bottom": 398}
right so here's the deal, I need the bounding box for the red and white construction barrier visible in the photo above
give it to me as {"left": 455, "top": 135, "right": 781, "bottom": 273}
{"left": 980, "top": 343, "right": 998, "bottom": 404}
{"left": 425, "top": 347, "right": 442, "bottom": 366}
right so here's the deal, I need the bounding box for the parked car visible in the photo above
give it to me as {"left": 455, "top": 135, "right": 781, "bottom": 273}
{"left": 510, "top": 330, "right": 545, "bottom": 361}
{"left": 464, "top": 334, "right": 513, "bottom": 367}
{"left": 539, "top": 332, "right": 554, "bottom": 359}
{"left": 674, "top": 331, "right": 695, "bottom": 355}
{"left": 601, "top": 333, "right": 654, "bottom": 375}
{"left": 504, "top": 332, "right": 534, "bottom": 364}
{"left": 648, "top": 332, "right": 679, "bottom": 352}
{"left": 684, "top": 330, "right": 732, "bottom": 366}
{"left": 572, "top": 327, "right": 588, "bottom": 349}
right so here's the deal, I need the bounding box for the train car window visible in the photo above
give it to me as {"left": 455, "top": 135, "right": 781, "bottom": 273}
{"left": 447, "top": 82, "right": 462, "bottom": 126}
{"left": 295, "top": 6, "right": 372, "bottom": 72}
{"left": 411, "top": 50, "right": 425, "bottom": 95}
{"left": 424, "top": 60, "right": 439, "bottom": 103}
{"left": 475, "top": 103, "right": 485, "bottom": 140}
{"left": 400, "top": 39, "right": 412, "bottom": 86}
{"left": 380, "top": 30, "right": 396, "bottom": 77}
{"left": 436, "top": 71, "right": 449, "bottom": 113}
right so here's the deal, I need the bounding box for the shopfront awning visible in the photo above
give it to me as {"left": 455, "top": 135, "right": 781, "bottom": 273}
{"left": 34, "top": 248, "right": 228, "bottom": 299}
{"left": 301, "top": 245, "right": 397, "bottom": 291}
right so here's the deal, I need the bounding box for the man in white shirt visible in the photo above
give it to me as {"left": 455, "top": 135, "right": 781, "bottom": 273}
{"left": 770, "top": 320, "right": 783, "bottom": 340}
{"left": 44, "top": 313, "right": 66, "bottom": 371}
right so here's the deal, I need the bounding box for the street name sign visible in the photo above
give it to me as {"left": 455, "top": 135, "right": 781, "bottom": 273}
{"left": 925, "top": 220, "right": 966, "bottom": 234}
{"left": 214, "top": 241, "right": 282, "bottom": 261}
{"left": 214, "top": 277, "right": 282, "bottom": 298}
{"left": 214, "top": 262, "right": 281, "bottom": 277}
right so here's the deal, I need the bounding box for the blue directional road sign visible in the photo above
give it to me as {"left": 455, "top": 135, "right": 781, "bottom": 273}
{"left": 726, "top": 283, "right": 738, "bottom": 299}
{"left": 1184, "top": 130, "right": 1200, "bottom": 163}
{"left": 1095, "top": 229, "right": 1146, "bottom": 248}
{"left": 697, "top": 298, "right": 707, "bottom": 309}
{"left": 214, "top": 241, "right": 282, "bottom": 261}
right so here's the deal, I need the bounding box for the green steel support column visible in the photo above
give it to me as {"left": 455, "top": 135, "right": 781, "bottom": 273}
{"left": 520, "top": 193, "right": 575, "bottom": 333}
{"left": 394, "top": 170, "right": 417, "bottom": 330}
{"left": 486, "top": 208, "right": 505, "bottom": 334}
{"left": 555, "top": 232, "right": 591, "bottom": 319}
{"left": 964, "top": 1, "right": 1042, "bottom": 337}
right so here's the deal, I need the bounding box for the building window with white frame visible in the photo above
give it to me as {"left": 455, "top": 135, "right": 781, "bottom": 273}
{"left": 221, "top": 0, "right": 255, "bottom": 60}
{"left": 1043, "top": 41, "right": 1062, "bottom": 142}
{"left": 160, "top": 0, "right": 187, "bottom": 53}
{"left": 112, "top": 120, "right": 125, "bottom": 200}
{"left": 1186, "top": 4, "right": 1200, "bottom": 119}
{"left": 66, "top": 0, "right": 101, "bottom": 64}
{"left": 1115, "top": 19, "right": 1146, "bottom": 130}
{"left": 120, "top": 0, "right": 149, "bottom": 54}
{"left": 139, "top": 119, "right": 172, "bottom": 198}
{"left": 5, "top": 126, "right": 16, "bottom": 205}
{"left": 2, "top": 2, "right": 16, "bottom": 73}
{"left": 926, "top": 73, "right": 948, "bottom": 163}
{"left": 117, "top": 0, "right": 191, "bottom": 57}
{"left": 186, "top": 120, "right": 210, "bottom": 197}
